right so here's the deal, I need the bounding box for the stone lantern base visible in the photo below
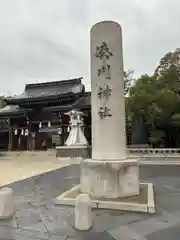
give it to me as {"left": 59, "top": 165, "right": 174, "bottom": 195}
{"left": 56, "top": 145, "right": 91, "bottom": 160}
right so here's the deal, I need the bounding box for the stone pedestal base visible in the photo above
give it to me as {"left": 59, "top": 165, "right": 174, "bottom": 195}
{"left": 56, "top": 146, "right": 91, "bottom": 159}
{"left": 55, "top": 183, "right": 155, "bottom": 213}
{"left": 54, "top": 158, "right": 155, "bottom": 213}
{"left": 80, "top": 159, "right": 139, "bottom": 199}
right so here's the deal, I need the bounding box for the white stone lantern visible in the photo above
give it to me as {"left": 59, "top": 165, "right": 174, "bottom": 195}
{"left": 65, "top": 110, "right": 88, "bottom": 146}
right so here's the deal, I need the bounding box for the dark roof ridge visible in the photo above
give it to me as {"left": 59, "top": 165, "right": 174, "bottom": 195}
{"left": 25, "top": 77, "right": 83, "bottom": 90}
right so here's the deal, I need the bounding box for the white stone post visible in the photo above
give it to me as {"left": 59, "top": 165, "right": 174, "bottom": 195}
{"left": 75, "top": 194, "right": 92, "bottom": 231}
{"left": 0, "top": 188, "right": 14, "bottom": 219}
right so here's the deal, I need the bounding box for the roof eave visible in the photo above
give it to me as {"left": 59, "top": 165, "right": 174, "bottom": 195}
{"left": 0, "top": 110, "right": 24, "bottom": 116}
{"left": 6, "top": 92, "right": 77, "bottom": 105}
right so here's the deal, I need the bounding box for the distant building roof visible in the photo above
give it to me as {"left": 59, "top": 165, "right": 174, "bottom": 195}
{"left": 6, "top": 77, "right": 85, "bottom": 104}
{"left": 0, "top": 92, "right": 91, "bottom": 116}
{"left": 43, "top": 92, "right": 91, "bottom": 112}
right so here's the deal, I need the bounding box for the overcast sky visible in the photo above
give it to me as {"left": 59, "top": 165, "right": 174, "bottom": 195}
{"left": 0, "top": 0, "right": 179, "bottom": 95}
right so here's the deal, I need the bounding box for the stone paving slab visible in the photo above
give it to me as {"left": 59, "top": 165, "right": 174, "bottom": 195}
{"left": 0, "top": 165, "right": 179, "bottom": 239}
{"left": 147, "top": 225, "right": 180, "bottom": 240}
{"left": 66, "top": 231, "right": 116, "bottom": 240}
{"left": 48, "top": 235, "right": 67, "bottom": 240}
{"left": 109, "top": 226, "right": 148, "bottom": 240}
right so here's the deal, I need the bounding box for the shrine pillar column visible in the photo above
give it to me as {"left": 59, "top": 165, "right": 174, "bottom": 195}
{"left": 25, "top": 117, "right": 30, "bottom": 151}
{"left": 8, "top": 118, "right": 12, "bottom": 151}
{"left": 60, "top": 114, "right": 65, "bottom": 146}
{"left": 58, "top": 128, "right": 63, "bottom": 146}
{"left": 8, "top": 128, "right": 12, "bottom": 151}
{"left": 18, "top": 134, "right": 21, "bottom": 150}
{"left": 26, "top": 133, "right": 30, "bottom": 151}
{"left": 32, "top": 133, "right": 36, "bottom": 150}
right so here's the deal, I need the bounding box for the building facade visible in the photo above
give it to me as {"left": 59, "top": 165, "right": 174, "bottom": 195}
{"left": 0, "top": 77, "right": 137, "bottom": 151}
{"left": 0, "top": 78, "right": 92, "bottom": 151}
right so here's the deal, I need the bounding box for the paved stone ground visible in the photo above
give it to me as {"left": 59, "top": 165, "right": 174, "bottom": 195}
{"left": 0, "top": 165, "right": 180, "bottom": 239}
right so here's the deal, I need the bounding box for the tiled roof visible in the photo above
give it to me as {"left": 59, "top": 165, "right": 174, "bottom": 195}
{"left": 6, "top": 78, "right": 84, "bottom": 103}
{"left": 0, "top": 92, "right": 91, "bottom": 116}
{"left": 25, "top": 78, "right": 82, "bottom": 90}
{"left": 42, "top": 92, "right": 91, "bottom": 112}
{"left": 75, "top": 92, "right": 91, "bottom": 108}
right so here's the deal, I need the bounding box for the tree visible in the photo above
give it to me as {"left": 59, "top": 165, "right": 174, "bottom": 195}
{"left": 127, "top": 48, "right": 180, "bottom": 147}
{"left": 126, "top": 74, "right": 160, "bottom": 146}
{"left": 127, "top": 74, "right": 157, "bottom": 120}
{"left": 155, "top": 48, "right": 180, "bottom": 79}
{"left": 124, "top": 69, "right": 135, "bottom": 95}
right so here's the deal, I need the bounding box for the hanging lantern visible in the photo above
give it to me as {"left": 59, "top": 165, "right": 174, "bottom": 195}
{"left": 14, "top": 129, "right": 18, "bottom": 135}
{"left": 21, "top": 129, "right": 24, "bottom": 136}
{"left": 58, "top": 128, "right": 62, "bottom": 135}
{"left": 48, "top": 121, "right": 51, "bottom": 128}
{"left": 59, "top": 112, "right": 62, "bottom": 122}
{"left": 39, "top": 122, "right": 42, "bottom": 129}
{"left": 31, "top": 132, "right": 36, "bottom": 138}
{"left": 25, "top": 129, "right": 29, "bottom": 136}
{"left": 26, "top": 116, "right": 29, "bottom": 125}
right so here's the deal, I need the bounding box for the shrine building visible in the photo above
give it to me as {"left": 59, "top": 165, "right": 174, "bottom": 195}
{"left": 0, "top": 77, "right": 133, "bottom": 151}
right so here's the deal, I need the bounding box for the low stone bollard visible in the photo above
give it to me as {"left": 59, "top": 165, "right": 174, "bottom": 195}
{"left": 0, "top": 188, "right": 14, "bottom": 219}
{"left": 75, "top": 194, "right": 92, "bottom": 231}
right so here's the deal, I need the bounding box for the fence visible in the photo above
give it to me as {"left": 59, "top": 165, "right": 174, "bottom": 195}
{"left": 128, "top": 148, "right": 180, "bottom": 161}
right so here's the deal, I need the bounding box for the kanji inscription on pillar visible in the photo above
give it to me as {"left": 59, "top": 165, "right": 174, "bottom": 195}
{"left": 97, "top": 85, "right": 112, "bottom": 100}
{"left": 95, "top": 41, "right": 113, "bottom": 119}
{"left": 98, "top": 106, "right": 112, "bottom": 119}
{"left": 95, "top": 42, "right": 113, "bottom": 80}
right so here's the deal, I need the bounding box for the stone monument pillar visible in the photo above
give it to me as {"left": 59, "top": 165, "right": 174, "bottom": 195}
{"left": 81, "top": 21, "right": 139, "bottom": 199}
{"left": 91, "top": 21, "right": 126, "bottom": 160}
{"left": 56, "top": 21, "right": 155, "bottom": 213}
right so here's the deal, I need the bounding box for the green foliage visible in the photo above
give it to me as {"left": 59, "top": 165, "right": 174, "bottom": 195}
{"left": 127, "top": 48, "right": 180, "bottom": 147}
{"left": 124, "top": 69, "right": 135, "bottom": 95}
{"left": 149, "top": 130, "right": 165, "bottom": 147}
{"left": 172, "top": 113, "right": 180, "bottom": 126}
